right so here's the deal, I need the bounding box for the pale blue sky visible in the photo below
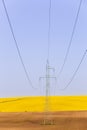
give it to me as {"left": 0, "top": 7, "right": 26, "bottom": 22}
{"left": 0, "top": 0, "right": 87, "bottom": 97}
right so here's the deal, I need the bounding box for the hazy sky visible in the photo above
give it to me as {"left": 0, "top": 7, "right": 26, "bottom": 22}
{"left": 0, "top": 0, "right": 87, "bottom": 97}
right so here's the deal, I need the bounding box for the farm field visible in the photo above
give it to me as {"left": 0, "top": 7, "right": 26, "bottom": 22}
{"left": 0, "top": 111, "right": 87, "bottom": 130}
{"left": 0, "top": 96, "right": 87, "bottom": 129}
{"left": 0, "top": 96, "right": 87, "bottom": 112}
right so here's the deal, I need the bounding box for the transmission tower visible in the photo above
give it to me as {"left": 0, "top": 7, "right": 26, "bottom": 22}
{"left": 39, "top": 60, "right": 56, "bottom": 125}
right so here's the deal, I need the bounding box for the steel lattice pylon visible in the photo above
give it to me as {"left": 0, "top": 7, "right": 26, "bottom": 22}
{"left": 39, "top": 60, "right": 56, "bottom": 125}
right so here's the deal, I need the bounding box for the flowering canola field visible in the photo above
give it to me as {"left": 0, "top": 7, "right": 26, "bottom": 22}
{"left": 0, "top": 96, "right": 87, "bottom": 112}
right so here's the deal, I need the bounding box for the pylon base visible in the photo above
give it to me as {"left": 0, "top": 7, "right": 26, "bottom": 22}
{"left": 41, "top": 119, "right": 55, "bottom": 125}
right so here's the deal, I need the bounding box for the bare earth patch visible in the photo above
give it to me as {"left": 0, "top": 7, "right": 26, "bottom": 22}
{"left": 0, "top": 111, "right": 87, "bottom": 130}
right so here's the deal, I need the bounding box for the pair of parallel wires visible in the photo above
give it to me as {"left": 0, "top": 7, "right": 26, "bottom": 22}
{"left": 48, "top": 0, "right": 87, "bottom": 90}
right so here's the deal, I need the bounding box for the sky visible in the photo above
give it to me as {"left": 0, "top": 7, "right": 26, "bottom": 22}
{"left": 0, "top": 0, "right": 87, "bottom": 97}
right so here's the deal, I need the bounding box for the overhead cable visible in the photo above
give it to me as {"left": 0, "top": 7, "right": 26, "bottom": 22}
{"left": 0, "top": 97, "right": 29, "bottom": 104}
{"left": 0, "top": 98, "right": 22, "bottom": 104}
{"left": 57, "top": 0, "right": 83, "bottom": 78}
{"left": 2, "top": 0, "right": 37, "bottom": 89}
{"left": 47, "top": 0, "right": 52, "bottom": 61}
{"left": 60, "top": 50, "right": 87, "bottom": 90}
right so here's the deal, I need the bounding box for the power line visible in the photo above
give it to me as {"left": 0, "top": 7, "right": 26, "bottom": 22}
{"left": 0, "top": 97, "right": 28, "bottom": 104}
{"left": 47, "top": 0, "right": 52, "bottom": 61}
{"left": 2, "top": 0, "right": 37, "bottom": 89}
{"left": 0, "top": 98, "right": 22, "bottom": 104}
{"left": 0, "top": 97, "right": 30, "bottom": 104}
{"left": 59, "top": 50, "right": 87, "bottom": 90}
{"left": 57, "top": 0, "right": 83, "bottom": 78}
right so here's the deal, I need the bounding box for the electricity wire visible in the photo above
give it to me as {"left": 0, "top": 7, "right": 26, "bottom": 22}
{"left": 0, "top": 97, "right": 31, "bottom": 105}
{"left": 0, "top": 98, "right": 22, "bottom": 104}
{"left": 57, "top": 0, "right": 83, "bottom": 78}
{"left": 2, "top": 0, "right": 37, "bottom": 89}
{"left": 0, "top": 97, "right": 29, "bottom": 104}
{"left": 47, "top": 0, "right": 52, "bottom": 61}
{"left": 59, "top": 50, "right": 87, "bottom": 90}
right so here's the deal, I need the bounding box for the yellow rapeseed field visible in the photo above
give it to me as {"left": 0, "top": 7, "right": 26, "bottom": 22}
{"left": 0, "top": 96, "right": 87, "bottom": 112}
